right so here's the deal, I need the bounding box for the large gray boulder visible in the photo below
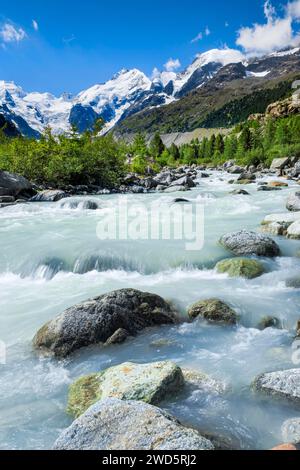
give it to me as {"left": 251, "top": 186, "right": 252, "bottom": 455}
{"left": 270, "top": 157, "right": 290, "bottom": 171}
{"left": 53, "top": 398, "right": 214, "bottom": 450}
{"left": 219, "top": 230, "right": 280, "bottom": 257}
{"left": 253, "top": 369, "right": 300, "bottom": 406}
{"left": 33, "top": 289, "right": 178, "bottom": 357}
{"left": 31, "top": 190, "right": 67, "bottom": 202}
{"left": 0, "top": 170, "right": 34, "bottom": 197}
{"left": 287, "top": 192, "right": 300, "bottom": 212}
{"left": 170, "top": 176, "right": 196, "bottom": 188}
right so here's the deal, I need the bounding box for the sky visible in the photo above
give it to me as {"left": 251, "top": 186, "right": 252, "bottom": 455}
{"left": 0, "top": 0, "right": 300, "bottom": 95}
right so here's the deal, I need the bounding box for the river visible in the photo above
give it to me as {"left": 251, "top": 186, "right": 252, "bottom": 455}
{"left": 0, "top": 171, "right": 300, "bottom": 449}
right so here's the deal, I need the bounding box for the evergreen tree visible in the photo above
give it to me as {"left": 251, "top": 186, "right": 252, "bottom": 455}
{"left": 149, "top": 132, "right": 165, "bottom": 158}
{"left": 169, "top": 143, "right": 180, "bottom": 160}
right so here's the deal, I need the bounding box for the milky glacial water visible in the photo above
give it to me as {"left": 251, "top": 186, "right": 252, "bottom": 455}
{"left": 0, "top": 171, "right": 300, "bottom": 450}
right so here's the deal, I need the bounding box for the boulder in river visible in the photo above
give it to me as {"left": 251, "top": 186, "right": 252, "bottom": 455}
{"left": 31, "top": 190, "right": 67, "bottom": 202}
{"left": 257, "top": 316, "right": 281, "bottom": 330}
{"left": 53, "top": 398, "right": 214, "bottom": 450}
{"left": 219, "top": 230, "right": 280, "bottom": 257}
{"left": 261, "top": 213, "right": 300, "bottom": 237}
{"left": 282, "top": 418, "right": 300, "bottom": 444}
{"left": 287, "top": 192, "right": 300, "bottom": 212}
{"left": 0, "top": 170, "right": 34, "bottom": 198}
{"left": 67, "top": 361, "right": 184, "bottom": 418}
{"left": 60, "top": 199, "right": 99, "bottom": 210}
{"left": 33, "top": 288, "right": 178, "bottom": 357}
{"left": 253, "top": 369, "right": 300, "bottom": 406}
{"left": 230, "top": 189, "right": 250, "bottom": 195}
{"left": 216, "top": 257, "right": 264, "bottom": 279}
{"left": 188, "top": 299, "right": 238, "bottom": 325}
{"left": 287, "top": 221, "right": 300, "bottom": 240}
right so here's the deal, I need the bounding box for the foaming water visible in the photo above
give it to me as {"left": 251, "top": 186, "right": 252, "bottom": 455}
{"left": 0, "top": 171, "right": 300, "bottom": 449}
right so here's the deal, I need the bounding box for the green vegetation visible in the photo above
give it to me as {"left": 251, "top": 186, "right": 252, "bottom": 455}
{"left": 0, "top": 127, "right": 127, "bottom": 188}
{"left": 0, "top": 111, "right": 299, "bottom": 187}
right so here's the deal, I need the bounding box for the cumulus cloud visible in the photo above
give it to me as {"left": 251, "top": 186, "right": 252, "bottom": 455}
{"left": 236, "top": 0, "right": 300, "bottom": 55}
{"left": 32, "top": 20, "right": 39, "bottom": 31}
{"left": 164, "top": 58, "right": 181, "bottom": 72}
{"left": 287, "top": 0, "right": 300, "bottom": 19}
{"left": 0, "top": 23, "right": 26, "bottom": 43}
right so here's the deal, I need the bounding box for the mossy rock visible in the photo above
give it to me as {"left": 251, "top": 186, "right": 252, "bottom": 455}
{"left": 235, "top": 179, "right": 254, "bottom": 185}
{"left": 257, "top": 316, "right": 281, "bottom": 330}
{"left": 216, "top": 257, "right": 264, "bottom": 279}
{"left": 67, "top": 361, "right": 184, "bottom": 418}
{"left": 188, "top": 299, "right": 238, "bottom": 325}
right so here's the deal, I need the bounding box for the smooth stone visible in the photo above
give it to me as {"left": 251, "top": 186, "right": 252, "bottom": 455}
{"left": 258, "top": 186, "right": 282, "bottom": 191}
{"left": 230, "top": 189, "right": 250, "bottom": 195}
{"left": 216, "top": 257, "right": 264, "bottom": 279}
{"left": 188, "top": 299, "right": 238, "bottom": 325}
{"left": 169, "top": 176, "right": 196, "bottom": 188}
{"left": 164, "top": 186, "right": 189, "bottom": 193}
{"left": 287, "top": 221, "right": 300, "bottom": 239}
{"left": 67, "top": 361, "right": 184, "bottom": 418}
{"left": 172, "top": 198, "right": 190, "bottom": 203}
{"left": 31, "top": 190, "right": 67, "bottom": 202}
{"left": 0, "top": 170, "right": 33, "bottom": 197}
{"left": 53, "top": 398, "right": 214, "bottom": 450}
{"left": 253, "top": 369, "right": 300, "bottom": 406}
{"left": 267, "top": 181, "right": 288, "bottom": 188}
{"left": 33, "top": 288, "right": 178, "bottom": 357}
{"left": 220, "top": 230, "right": 280, "bottom": 257}
{"left": 287, "top": 192, "right": 300, "bottom": 212}
{"left": 270, "top": 158, "right": 290, "bottom": 170}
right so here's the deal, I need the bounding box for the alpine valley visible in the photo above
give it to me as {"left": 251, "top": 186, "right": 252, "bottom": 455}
{"left": 1, "top": 46, "right": 300, "bottom": 138}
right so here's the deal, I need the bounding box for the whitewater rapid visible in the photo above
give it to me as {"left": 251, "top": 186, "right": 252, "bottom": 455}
{"left": 0, "top": 171, "right": 300, "bottom": 449}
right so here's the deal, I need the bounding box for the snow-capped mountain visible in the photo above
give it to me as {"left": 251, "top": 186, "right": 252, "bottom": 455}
{"left": 0, "top": 47, "right": 299, "bottom": 137}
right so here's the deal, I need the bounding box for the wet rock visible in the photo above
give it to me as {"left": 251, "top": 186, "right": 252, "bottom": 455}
{"left": 105, "top": 328, "right": 130, "bottom": 346}
{"left": 287, "top": 221, "right": 300, "bottom": 240}
{"left": 286, "top": 277, "right": 300, "bottom": 288}
{"left": 53, "top": 398, "right": 214, "bottom": 450}
{"left": 33, "top": 288, "right": 178, "bottom": 357}
{"left": 67, "top": 361, "right": 184, "bottom": 418}
{"left": 253, "top": 369, "right": 300, "bottom": 406}
{"left": 230, "top": 189, "right": 250, "bottom": 195}
{"left": 173, "top": 198, "right": 190, "bottom": 203}
{"left": 219, "top": 230, "right": 280, "bottom": 257}
{"left": 257, "top": 316, "right": 281, "bottom": 330}
{"left": 0, "top": 195, "right": 15, "bottom": 203}
{"left": 267, "top": 181, "right": 288, "bottom": 188}
{"left": 261, "top": 213, "right": 300, "bottom": 236}
{"left": 60, "top": 199, "right": 99, "bottom": 210}
{"left": 216, "top": 257, "right": 264, "bottom": 279}
{"left": 237, "top": 173, "right": 256, "bottom": 182}
{"left": 287, "top": 192, "right": 300, "bottom": 212}
{"left": 31, "top": 190, "right": 67, "bottom": 202}
{"left": 170, "top": 176, "right": 196, "bottom": 188}
{"left": 164, "top": 186, "right": 189, "bottom": 193}
{"left": 227, "top": 165, "right": 244, "bottom": 174}
{"left": 235, "top": 179, "right": 255, "bottom": 185}
{"left": 258, "top": 186, "right": 282, "bottom": 192}
{"left": 188, "top": 299, "right": 238, "bottom": 325}
{"left": 282, "top": 418, "right": 300, "bottom": 444}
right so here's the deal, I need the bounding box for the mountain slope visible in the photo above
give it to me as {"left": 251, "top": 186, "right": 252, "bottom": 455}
{"left": 115, "top": 49, "right": 300, "bottom": 135}
{"left": 0, "top": 47, "right": 299, "bottom": 138}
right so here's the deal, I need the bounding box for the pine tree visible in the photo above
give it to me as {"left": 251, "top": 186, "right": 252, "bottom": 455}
{"left": 169, "top": 143, "right": 180, "bottom": 160}
{"left": 149, "top": 132, "right": 165, "bottom": 158}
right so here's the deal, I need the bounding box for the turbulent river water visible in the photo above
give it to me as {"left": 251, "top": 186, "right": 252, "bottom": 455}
{"left": 1, "top": 171, "right": 300, "bottom": 450}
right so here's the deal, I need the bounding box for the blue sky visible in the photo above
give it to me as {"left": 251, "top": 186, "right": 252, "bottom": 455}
{"left": 0, "top": 0, "right": 300, "bottom": 95}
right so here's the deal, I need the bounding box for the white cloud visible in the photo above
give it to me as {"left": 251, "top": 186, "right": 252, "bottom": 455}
{"left": 0, "top": 23, "right": 26, "bottom": 43}
{"left": 287, "top": 0, "right": 300, "bottom": 19}
{"left": 32, "top": 20, "right": 39, "bottom": 31}
{"left": 164, "top": 58, "right": 181, "bottom": 72}
{"left": 236, "top": 0, "right": 300, "bottom": 55}
{"left": 191, "top": 26, "right": 210, "bottom": 43}
{"left": 191, "top": 32, "right": 203, "bottom": 43}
